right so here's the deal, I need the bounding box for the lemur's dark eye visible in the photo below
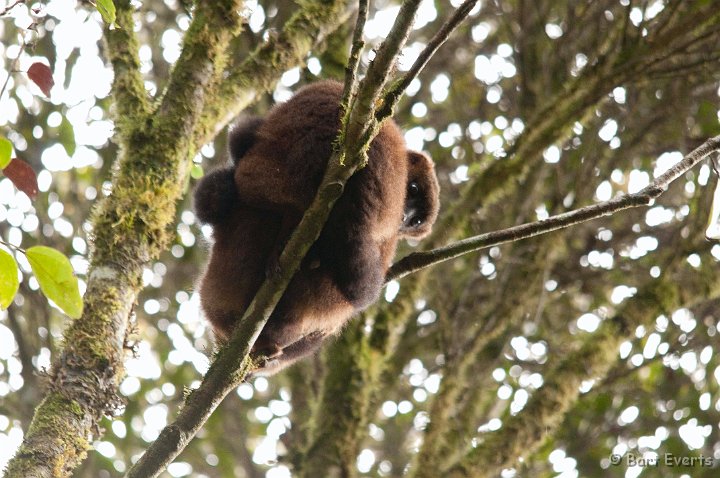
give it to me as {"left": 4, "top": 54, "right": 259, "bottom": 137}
{"left": 408, "top": 182, "right": 419, "bottom": 196}
{"left": 413, "top": 216, "right": 423, "bottom": 227}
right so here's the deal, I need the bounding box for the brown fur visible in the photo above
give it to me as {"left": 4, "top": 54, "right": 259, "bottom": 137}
{"left": 194, "top": 80, "right": 439, "bottom": 375}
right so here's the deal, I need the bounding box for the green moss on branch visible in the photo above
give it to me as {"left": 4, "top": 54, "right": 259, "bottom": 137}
{"left": 194, "top": 0, "right": 353, "bottom": 150}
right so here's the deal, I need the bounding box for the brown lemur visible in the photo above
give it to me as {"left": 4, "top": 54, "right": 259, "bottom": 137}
{"left": 194, "top": 80, "right": 440, "bottom": 375}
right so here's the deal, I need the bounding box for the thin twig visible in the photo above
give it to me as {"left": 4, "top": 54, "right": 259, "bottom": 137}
{"left": 0, "top": 0, "right": 26, "bottom": 17}
{"left": 0, "top": 238, "right": 26, "bottom": 254}
{"left": 0, "top": 34, "right": 28, "bottom": 100}
{"left": 377, "top": 0, "right": 479, "bottom": 121}
{"left": 346, "top": 0, "right": 423, "bottom": 154}
{"left": 387, "top": 134, "right": 720, "bottom": 281}
{"left": 341, "top": 0, "right": 369, "bottom": 115}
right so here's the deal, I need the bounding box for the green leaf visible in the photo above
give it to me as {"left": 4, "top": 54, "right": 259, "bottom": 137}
{"left": 0, "top": 249, "right": 19, "bottom": 310}
{"left": 0, "top": 137, "right": 12, "bottom": 169}
{"left": 190, "top": 164, "right": 204, "bottom": 179}
{"left": 59, "top": 116, "right": 76, "bottom": 157}
{"left": 95, "top": 0, "right": 116, "bottom": 25}
{"left": 26, "top": 246, "right": 83, "bottom": 318}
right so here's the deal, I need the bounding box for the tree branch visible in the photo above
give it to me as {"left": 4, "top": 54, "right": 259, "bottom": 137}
{"left": 387, "top": 134, "right": 720, "bottom": 282}
{"left": 420, "top": 2, "right": 710, "bottom": 251}
{"left": 3, "top": 2, "right": 245, "bottom": 477}
{"left": 0, "top": 0, "right": 25, "bottom": 17}
{"left": 193, "top": 0, "right": 355, "bottom": 150}
{"left": 104, "top": 0, "right": 150, "bottom": 140}
{"left": 377, "top": 0, "right": 479, "bottom": 120}
{"left": 345, "top": 0, "right": 422, "bottom": 153}
{"left": 341, "top": 0, "right": 368, "bottom": 110}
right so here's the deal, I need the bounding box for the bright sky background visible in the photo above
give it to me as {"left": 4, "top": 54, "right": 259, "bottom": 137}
{"left": 0, "top": 1, "right": 718, "bottom": 477}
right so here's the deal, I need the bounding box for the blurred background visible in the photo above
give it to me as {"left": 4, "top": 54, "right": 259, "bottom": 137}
{"left": 1, "top": 1, "right": 720, "bottom": 477}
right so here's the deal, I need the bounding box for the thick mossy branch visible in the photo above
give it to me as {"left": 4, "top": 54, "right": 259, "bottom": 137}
{"left": 6, "top": 394, "right": 91, "bottom": 478}
{"left": 157, "top": 0, "right": 243, "bottom": 121}
{"left": 4, "top": 274, "right": 135, "bottom": 478}
{"left": 105, "top": 0, "right": 150, "bottom": 139}
{"left": 300, "top": 325, "right": 379, "bottom": 476}
{"left": 94, "top": 0, "right": 245, "bottom": 272}
{"left": 194, "top": 0, "right": 354, "bottom": 149}
{"left": 4, "top": 3, "right": 245, "bottom": 478}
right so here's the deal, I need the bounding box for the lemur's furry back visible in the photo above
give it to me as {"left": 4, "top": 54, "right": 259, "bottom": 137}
{"left": 194, "top": 80, "right": 439, "bottom": 375}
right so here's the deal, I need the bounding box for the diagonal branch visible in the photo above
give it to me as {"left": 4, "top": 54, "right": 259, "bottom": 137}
{"left": 377, "top": 0, "right": 480, "bottom": 120}
{"left": 0, "top": 0, "right": 25, "bottom": 17}
{"left": 345, "top": 0, "right": 422, "bottom": 152}
{"left": 387, "top": 134, "right": 720, "bottom": 281}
